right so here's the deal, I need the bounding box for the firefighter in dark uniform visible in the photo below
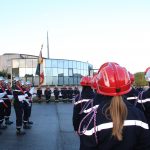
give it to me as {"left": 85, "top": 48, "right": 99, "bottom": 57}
{"left": 67, "top": 86, "right": 74, "bottom": 101}
{"left": 13, "top": 77, "right": 26, "bottom": 135}
{"left": 53, "top": 86, "right": 60, "bottom": 101}
{"left": 37, "top": 86, "right": 42, "bottom": 103}
{"left": 0, "top": 76, "right": 7, "bottom": 131}
{"left": 61, "top": 86, "right": 65, "bottom": 99}
{"left": 124, "top": 72, "right": 139, "bottom": 105}
{"left": 20, "top": 81, "right": 32, "bottom": 129}
{"left": 3, "top": 79, "right": 13, "bottom": 125}
{"left": 76, "top": 62, "right": 150, "bottom": 150}
{"left": 73, "top": 76, "right": 95, "bottom": 132}
{"left": 44, "top": 86, "right": 51, "bottom": 103}
{"left": 73, "top": 86, "right": 80, "bottom": 100}
{"left": 25, "top": 81, "right": 33, "bottom": 125}
{"left": 136, "top": 67, "right": 150, "bottom": 128}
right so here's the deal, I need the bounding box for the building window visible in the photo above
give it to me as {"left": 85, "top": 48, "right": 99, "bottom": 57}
{"left": 32, "top": 59, "right": 38, "bottom": 68}
{"left": 77, "top": 62, "right": 81, "bottom": 69}
{"left": 58, "top": 76, "right": 64, "bottom": 85}
{"left": 45, "top": 59, "right": 51, "bottom": 68}
{"left": 19, "top": 59, "right": 26, "bottom": 68}
{"left": 52, "top": 68, "right": 58, "bottom": 76}
{"left": 73, "top": 61, "right": 77, "bottom": 68}
{"left": 12, "top": 60, "right": 19, "bottom": 68}
{"left": 68, "top": 77, "right": 73, "bottom": 85}
{"left": 68, "top": 68, "right": 73, "bottom": 76}
{"left": 69, "top": 61, "right": 73, "bottom": 68}
{"left": 26, "top": 59, "right": 32, "bottom": 68}
{"left": 64, "top": 69, "right": 68, "bottom": 76}
{"left": 58, "top": 60, "right": 64, "bottom": 68}
{"left": 45, "top": 68, "right": 53, "bottom": 76}
{"left": 64, "top": 76, "right": 68, "bottom": 85}
{"left": 51, "top": 60, "right": 57, "bottom": 68}
{"left": 64, "top": 60, "right": 68, "bottom": 68}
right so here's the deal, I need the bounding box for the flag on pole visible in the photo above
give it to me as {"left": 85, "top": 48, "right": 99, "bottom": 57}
{"left": 36, "top": 45, "right": 44, "bottom": 85}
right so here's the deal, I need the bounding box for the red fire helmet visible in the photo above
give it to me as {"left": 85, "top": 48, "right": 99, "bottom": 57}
{"left": 98, "top": 62, "right": 119, "bottom": 73}
{"left": 128, "top": 71, "right": 134, "bottom": 84}
{"left": 80, "top": 76, "right": 92, "bottom": 86}
{"left": 96, "top": 62, "right": 131, "bottom": 96}
{"left": 91, "top": 73, "right": 98, "bottom": 89}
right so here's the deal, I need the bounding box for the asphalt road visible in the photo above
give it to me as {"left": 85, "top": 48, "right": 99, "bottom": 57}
{"left": 0, "top": 103, "right": 79, "bottom": 150}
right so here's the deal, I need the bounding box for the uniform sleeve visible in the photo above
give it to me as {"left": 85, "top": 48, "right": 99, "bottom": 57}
{"left": 135, "top": 111, "right": 150, "bottom": 150}
{"left": 72, "top": 104, "right": 81, "bottom": 132}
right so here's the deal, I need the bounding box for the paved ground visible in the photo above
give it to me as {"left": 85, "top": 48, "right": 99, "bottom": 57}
{"left": 0, "top": 103, "right": 79, "bottom": 150}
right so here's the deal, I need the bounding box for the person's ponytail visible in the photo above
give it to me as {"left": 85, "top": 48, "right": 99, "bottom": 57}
{"left": 106, "top": 96, "right": 127, "bottom": 141}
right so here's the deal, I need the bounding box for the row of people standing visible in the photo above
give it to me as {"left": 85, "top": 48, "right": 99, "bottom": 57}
{"left": 0, "top": 76, "right": 34, "bottom": 136}
{"left": 73, "top": 62, "right": 150, "bottom": 150}
{"left": 37, "top": 86, "right": 80, "bottom": 102}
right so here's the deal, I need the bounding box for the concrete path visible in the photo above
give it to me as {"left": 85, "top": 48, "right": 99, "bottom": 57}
{"left": 0, "top": 103, "right": 79, "bottom": 150}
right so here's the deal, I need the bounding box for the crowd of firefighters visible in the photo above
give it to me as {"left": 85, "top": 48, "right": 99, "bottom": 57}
{"left": 0, "top": 77, "right": 34, "bottom": 135}
{"left": 37, "top": 85, "right": 80, "bottom": 103}
{"left": 0, "top": 76, "right": 81, "bottom": 136}
{"left": 1, "top": 61, "right": 150, "bottom": 149}
{"left": 72, "top": 62, "right": 150, "bottom": 150}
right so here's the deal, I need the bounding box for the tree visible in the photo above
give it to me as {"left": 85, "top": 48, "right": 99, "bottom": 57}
{"left": 0, "top": 69, "right": 11, "bottom": 79}
{"left": 134, "top": 72, "right": 148, "bottom": 87}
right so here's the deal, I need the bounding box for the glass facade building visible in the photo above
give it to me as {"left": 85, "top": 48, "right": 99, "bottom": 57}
{"left": 12, "top": 58, "right": 93, "bottom": 86}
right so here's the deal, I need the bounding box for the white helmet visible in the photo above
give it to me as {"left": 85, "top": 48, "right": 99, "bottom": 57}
{"left": 13, "top": 77, "right": 21, "bottom": 82}
{"left": 20, "top": 80, "right": 25, "bottom": 86}
{"left": 4, "top": 80, "right": 9, "bottom": 84}
{"left": 26, "top": 81, "right": 32, "bottom": 85}
{"left": 145, "top": 67, "right": 150, "bottom": 82}
{"left": 0, "top": 76, "right": 4, "bottom": 81}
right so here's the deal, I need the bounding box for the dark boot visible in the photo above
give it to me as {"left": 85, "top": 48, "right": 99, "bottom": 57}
{"left": 0, "top": 124, "right": 7, "bottom": 129}
{"left": 28, "top": 121, "right": 33, "bottom": 125}
{"left": 23, "top": 124, "right": 32, "bottom": 129}
{"left": 5, "top": 119, "right": 13, "bottom": 125}
{"left": 16, "top": 129, "right": 26, "bottom": 136}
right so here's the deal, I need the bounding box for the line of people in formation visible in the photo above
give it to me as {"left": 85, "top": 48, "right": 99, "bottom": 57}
{"left": 36, "top": 85, "right": 80, "bottom": 103}
{"left": 73, "top": 62, "right": 150, "bottom": 150}
{"left": 0, "top": 76, "right": 34, "bottom": 136}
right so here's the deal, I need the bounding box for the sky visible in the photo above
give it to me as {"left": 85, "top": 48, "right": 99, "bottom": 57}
{"left": 0, "top": 0, "right": 150, "bottom": 73}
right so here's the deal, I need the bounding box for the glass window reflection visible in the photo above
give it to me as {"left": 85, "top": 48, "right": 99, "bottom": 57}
{"left": 58, "top": 60, "right": 64, "bottom": 68}
{"left": 68, "top": 77, "right": 73, "bottom": 85}
{"left": 69, "top": 61, "right": 73, "bottom": 68}
{"left": 64, "top": 76, "right": 68, "bottom": 85}
{"left": 46, "top": 76, "right": 53, "bottom": 85}
{"left": 64, "top": 69, "right": 68, "bottom": 76}
{"left": 58, "top": 68, "right": 64, "bottom": 76}
{"left": 77, "top": 62, "right": 81, "bottom": 69}
{"left": 58, "top": 76, "right": 64, "bottom": 85}
{"left": 52, "top": 76, "right": 58, "bottom": 85}
{"left": 73, "top": 61, "right": 77, "bottom": 68}
{"left": 64, "top": 60, "right": 68, "bottom": 68}
{"left": 45, "top": 59, "right": 51, "bottom": 68}
{"left": 45, "top": 68, "right": 53, "bottom": 76}
{"left": 68, "top": 68, "right": 73, "bottom": 76}
{"left": 52, "top": 68, "right": 58, "bottom": 76}
{"left": 51, "top": 59, "right": 57, "bottom": 68}
{"left": 80, "top": 63, "right": 84, "bottom": 70}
